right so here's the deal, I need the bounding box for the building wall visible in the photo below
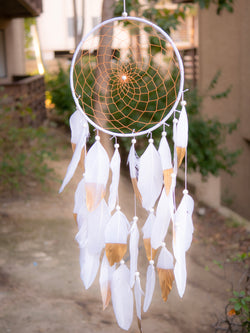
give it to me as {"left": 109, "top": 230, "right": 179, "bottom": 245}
{"left": 0, "top": 18, "right": 25, "bottom": 83}
{"left": 198, "top": 1, "right": 250, "bottom": 219}
{"left": 37, "top": 0, "right": 103, "bottom": 59}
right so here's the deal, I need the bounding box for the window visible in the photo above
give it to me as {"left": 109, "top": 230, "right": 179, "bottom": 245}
{"left": 0, "top": 29, "right": 7, "bottom": 78}
{"left": 68, "top": 17, "right": 83, "bottom": 38}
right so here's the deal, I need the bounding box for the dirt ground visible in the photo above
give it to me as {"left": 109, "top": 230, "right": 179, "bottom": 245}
{"left": 0, "top": 142, "right": 249, "bottom": 333}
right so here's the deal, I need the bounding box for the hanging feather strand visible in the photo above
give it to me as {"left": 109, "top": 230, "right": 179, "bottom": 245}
{"left": 70, "top": 108, "right": 87, "bottom": 170}
{"left": 158, "top": 131, "right": 173, "bottom": 196}
{"left": 127, "top": 138, "right": 142, "bottom": 203}
{"left": 142, "top": 209, "right": 157, "bottom": 261}
{"left": 59, "top": 120, "right": 89, "bottom": 193}
{"left": 111, "top": 262, "right": 134, "bottom": 331}
{"left": 129, "top": 216, "right": 140, "bottom": 288}
{"left": 99, "top": 253, "right": 116, "bottom": 310}
{"left": 134, "top": 272, "right": 144, "bottom": 333}
{"left": 85, "top": 136, "right": 110, "bottom": 212}
{"left": 143, "top": 260, "right": 156, "bottom": 312}
{"left": 108, "top": 143, "right": 121, "bottom": 212}
{"left": 138, "top": 138, "right": 163, "bottom": 211}
{"left": 105, "top": 207, "right": 129, "bottom": 266}
{"left": 173, "top": 190, "right": 194, "bottom": 298}
{"left": 157, "top": 244, "right": 175, "bottom": 302}
{"left": 175, "top": 101, "right": 188, "bottom": 168}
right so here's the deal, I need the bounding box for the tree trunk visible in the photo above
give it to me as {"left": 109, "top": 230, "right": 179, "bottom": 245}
{"left": 94, "top": 0, "right": 115, "bottom": 157}
{"left": 73, "top": 0, "right": 78, "bottom": 48}
{"left": 73, "top": 0, "right": 85, "bottom": 48}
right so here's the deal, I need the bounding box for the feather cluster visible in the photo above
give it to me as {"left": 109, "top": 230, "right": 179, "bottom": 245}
{"left": 60, "top": 98, "right": 193, "bottom": 331}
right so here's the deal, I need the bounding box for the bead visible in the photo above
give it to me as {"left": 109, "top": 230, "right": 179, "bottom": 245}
{"left": 149, "top": 138, "right": 154, "bottom": 144}
{"left": 181, "top": 100, "right": 187, "bottom": 106}
{"left": 161, "top": 131, "right": 167, "bottom": 137}
{"left": 173, "top": 118, "right": 178, "bottom": 124}
{"left": 120, "top": 259, "right": 125, "bottom": 265}
{"left": 114, "top": 143, "right": 119, "bottom": 149}
{"left": 149, "top": 260, "right": 154, "bottom": 265}
{"left": 135, "top": 272, "right": 140, "bottom": 277}
{"left": 95, "top": 135, "right": 100, "bottom": 141}
{"left": 132, "top": 138, "right": 136, "bottom": 144}
{"left": 161, "top": 242, "right": 166, "bottom": 248}
{"left": 183, "top": 189, "right": 188, "bottom": 195}
{"left": 116, "top": 205, "right": 121, "bottom": 211}
{"left": 133, "top": 216, "right": 138, "bottom": 222}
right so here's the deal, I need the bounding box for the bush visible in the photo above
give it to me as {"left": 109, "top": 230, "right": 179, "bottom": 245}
{"left": 46, "top": 66, "right": 75, "bottom": 125}
{"left": 0, "top": 91, "right": 56, "bottom": 192}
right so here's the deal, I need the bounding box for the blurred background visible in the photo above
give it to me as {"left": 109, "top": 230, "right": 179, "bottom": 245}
{"left": 0, "top": 1, "right": 249, "bottom": 332}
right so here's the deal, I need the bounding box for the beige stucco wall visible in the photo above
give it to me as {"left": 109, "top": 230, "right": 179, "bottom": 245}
{"left": 198, "top": 1, "right": 250, "bottom": 219}
{"left": 0, "top": 18, "right": 26, "bottom": 83}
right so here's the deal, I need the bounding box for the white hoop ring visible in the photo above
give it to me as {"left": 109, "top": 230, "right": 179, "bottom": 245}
{"left": 70, "top": 16, "right": 184, "bottom": 138}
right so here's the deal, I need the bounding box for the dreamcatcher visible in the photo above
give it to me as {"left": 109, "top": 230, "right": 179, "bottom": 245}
{"left": 59, "top": 2, "right": 194, "bottom": 331}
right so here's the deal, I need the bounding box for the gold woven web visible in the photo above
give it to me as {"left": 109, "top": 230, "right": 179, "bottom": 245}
{"left": 73, "top": 19, "right": 181, "bottom": 135}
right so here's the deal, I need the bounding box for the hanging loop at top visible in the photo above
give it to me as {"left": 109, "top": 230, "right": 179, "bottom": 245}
{"left": 122, "top": 0, "right": 128, "bottom": 16}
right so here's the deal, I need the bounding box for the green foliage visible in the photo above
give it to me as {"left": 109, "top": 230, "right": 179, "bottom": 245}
{"left": 213, "top": 259, "right": 224, "bottom": 269}
{"left": 142, "top": 6, "right": 188, "bottom": 36}
{"left": 0, "top": 93, "right": 55, "bottom": 192}
{"left": 231, "top": 252, "right": 250, "bottom": 263}
{"left": 186, "top": 89, "right": 240, "bottom": 177}
{"left": 184, "top": 70, "right": 240, "bottom": 177}
{"left": 229, "top": 291, "right": 250, "bottom": 330}
{"left": 114, "top": 0, "right": 189, "bottom": 36}
{"left": 195, "top": 0, "right": 234, "bottom": 15}
{"left": 46, "top": 66, "right": 75, "bottom": 125}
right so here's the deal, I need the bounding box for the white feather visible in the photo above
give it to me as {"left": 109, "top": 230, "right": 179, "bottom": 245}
{"left": 138, "top": 140, "right": 163, "bottom": 210}
{"left": 173, "top": 192, "right": 194, "bottom": 298}
{"left": 151, "top": 190, "right": 171, "bottom": 250}
{"left": 158, "top": 132, "right": 172, "bottom": 170}
{"left": 99, "top": 253, "right": 115, "bottom": 310}
{"left": 70, "top": 108, "right": 88, "bottom": 144}
{"left": 111, "top": 264, "right": 134, "bottom": 331}
{"left": 173, "top": 195, "right": 186, "bottom": 261}
{"left": 129, "top": 219, "right": 139, "bottom": 288}
{"left": 157, "top": 246, "right": 174, "bottom": 270}
{"left": 176, "top": 104, "right": 188, "bottom": 148}
{"left": 73, "top": 177, "right": 86, "bottom": 217}
{"left": 143, "top": 262, "right": 155, "bottom": 312}
{"left": 105, "top": 210, "right": 129, "bottom": 244}
{"left": 79, "top": 246, "right": 100, "bottom": 290}
{"left": 142, "top": 211, "right": 155, "bottom": 239}
{"left": 174, "top": 257, "right": 186, "bottom": 298}
{"left": 173, "top": 118, "right": 178, "bottom": 174}
{"left": 185, "top": 194, "right": 194, "bottom": 251}
{"left": 108, "top": 146, "right": 121, "bottom": 212}
{"left": 75, "top": 216, "right": 88, "bottom": 247}
{"left": 127, "top": 140, "right": 139, "bottom": 179}
{"left": 134, "top": 273, "right": 144, "bottom": 320}
{"left": 168, "top": 187, "right": 176, "bottom": 223}
{"left": 87, "top": 199, "right": 110, "bottom": 254}
{"left": 85, "top": 139, "right": 110, "bottom": 211}
{"left": 173, "top": 193, "right": 194, "bottom": 259}
{"left": 59, "top": 125, "right": 88, "bottom": 193}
